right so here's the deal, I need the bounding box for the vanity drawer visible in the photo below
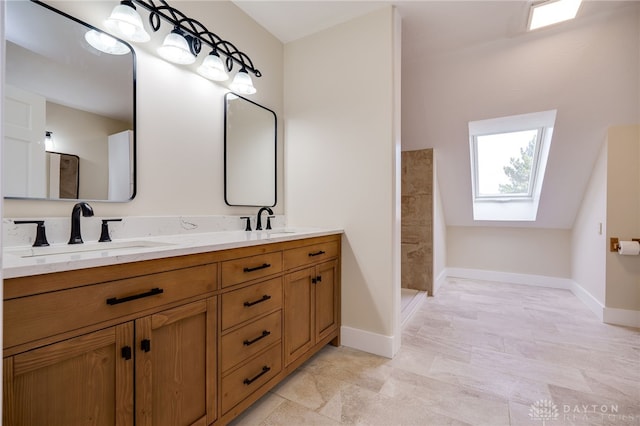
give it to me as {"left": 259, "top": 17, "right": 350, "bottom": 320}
{"left": 4, "top": 263, "right": 217, "bottom": 349}
{"left": 221, "top": 277, "right": 282, "bottom": 330}
{"left": 221, "top": 343, "right": 282, "bottom": 414}
{"left": 221, "top": 310, "right": 282, "bottom": 373}
{"left": 283, "top": 240, "right": 339, "bottom": 270}
{"left": 221, "top": 251, "right": 282, "bottom": 288}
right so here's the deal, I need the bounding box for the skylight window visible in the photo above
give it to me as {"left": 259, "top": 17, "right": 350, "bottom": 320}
{"left": 468, "top": 110, "right": 557, "bottom": 222}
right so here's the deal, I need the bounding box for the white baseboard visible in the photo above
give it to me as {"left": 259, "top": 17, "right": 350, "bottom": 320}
{"left": 340, "top": 326, "right": 395, "bottom": 359}
{"left": 433, "top": 269, "right": 447, "bottom": 294}
{"left": 447, "top": 267, "right": 572, "bottom": 289}
{"left": 569, "top": 281, "right": 604, "bottom": 322}
{"left": 603, "top": 307, "right": 640, "bottom": 328}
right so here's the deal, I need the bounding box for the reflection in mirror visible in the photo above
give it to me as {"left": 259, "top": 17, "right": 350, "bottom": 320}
{"left": 3, "top": 1, "right": 136, "bottom": 201}
{"left": 224, "top": 93, "right": 277, "bottom": 207}
{"left": 47, "top": 152, "right": 79, "bottom": 199}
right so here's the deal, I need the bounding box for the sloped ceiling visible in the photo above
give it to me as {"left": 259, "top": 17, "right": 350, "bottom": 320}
{"left": 235, "top": 1, "right": 640, "bottom": 229}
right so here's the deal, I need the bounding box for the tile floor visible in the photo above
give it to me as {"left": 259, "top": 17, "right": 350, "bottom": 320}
{"left": 229, "top": 278, "right": 640, "bottom": 425}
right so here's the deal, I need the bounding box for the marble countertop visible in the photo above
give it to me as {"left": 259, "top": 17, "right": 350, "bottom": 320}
{"left": 3, "top": 227, "right": 343, "bottom": 279}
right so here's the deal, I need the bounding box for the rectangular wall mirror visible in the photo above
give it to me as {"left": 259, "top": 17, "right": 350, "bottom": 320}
{"left": 224, "top": 93, "right": 277, "bottom": 207}
{"left": 4, "top": 0, "right": 136, "bottom": 202}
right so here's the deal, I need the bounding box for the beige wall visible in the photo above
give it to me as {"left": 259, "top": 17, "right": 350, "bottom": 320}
{"left": 4, "top": 1, "right": 284, "bottom": 218}
{"left": 605, "top": 125, "right": 640, "bottom": 311}
{"left": 448, "top": 226, "right": 572, "bottom": 278}
{"left": 285, "top": 7, "right": 399, "bottom": 347}
{"left": 571, "top": 140, "right": 607, "bottom": 305}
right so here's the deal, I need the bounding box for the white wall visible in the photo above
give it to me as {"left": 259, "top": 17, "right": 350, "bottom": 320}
{"left": 448, "top": 226, "right": 571, "bottom": 279}
{"left": 3, "top": 1, "right": 284, "bottom": 218}
{"left": 284, "top": 7, "right": 400, "bottom": 357}
{"left": 571, "top": 140, "right": 607, "bottom": 307}
{"left": 432, "top": 152, "right": 447, "bottom": 293}
{"left": 605, "top": 126, "right": 640, "bottom": 312}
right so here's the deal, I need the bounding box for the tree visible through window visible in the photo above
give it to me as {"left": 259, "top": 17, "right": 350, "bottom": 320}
{"left": 499, "top": 136, "right": 536, "bottom": 194}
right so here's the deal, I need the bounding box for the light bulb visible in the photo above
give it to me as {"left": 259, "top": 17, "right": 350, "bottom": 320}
{"left": 157, "top": 29, "right": 196, "bottom": 65}
{"left": 197, "top": 51, "right": 229, "bottom": 81}
{"left": 230, "top": 69, "right": 257, "bottom": 95}
{"left": 85, "top": 30, "right": 130, "bottom": 55}
{"left": 104, "top": 1, "right": 150, "bottom": 42}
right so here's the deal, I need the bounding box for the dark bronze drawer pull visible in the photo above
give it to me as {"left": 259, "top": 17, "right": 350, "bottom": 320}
{"left": 106, "top": 287, "right": 164, "bottom": 305}
{"left": 243, "top": 294, "right": 271, "bottom": 307}
{"left": 243, "top": 366, "right": 271, "bottom": 385}
{"left": 308, "top": 250, "right": 326, "bottom": 257}
{"left": 121, "top": 346, "right": 132, "bottom": 360}
{"left": 243, "top": 330, "right": 271, "bottom": 346}
{"left": 243, "top": 263, "right": 271, "bottom": 273}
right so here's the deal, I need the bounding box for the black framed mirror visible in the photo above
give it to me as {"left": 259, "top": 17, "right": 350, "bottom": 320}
{"left": 224, "top": 93, "right": 277, "bottom": 207}
{"left": 3, "top": 0, "right": 136, "bottom": 201}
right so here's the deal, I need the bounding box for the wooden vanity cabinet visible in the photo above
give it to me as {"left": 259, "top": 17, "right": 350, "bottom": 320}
{"left": 3, "top": 234, "right": 341, "bottom": 426}
{"left": 3, "top": 256, "right": 218, "bottom": 426}
{"left": 284, "top": 259, "right": 339, "bottom": 367}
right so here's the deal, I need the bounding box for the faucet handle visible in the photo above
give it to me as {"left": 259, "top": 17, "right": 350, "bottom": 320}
{"left": 240, "top": 216, "right": 252, "bottom": 232}
{"left": 14, "top": 220, "right": 50, "bottom": 247}
{"left": 99, "top": 219, "right": 123, "bottom": 242}
{"left": 266, "top": 216, "right": 275, "bottom": 230}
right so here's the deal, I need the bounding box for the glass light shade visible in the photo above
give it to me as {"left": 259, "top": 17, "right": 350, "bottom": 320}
{"left": 157, "top": 30, "right": 196, "bottom": 65}
{"left": 230, "top": 69, "right": 257, "bottom": 95}
{"left": 197, "top": 52, "right": 229, "bottom": 81}
{"left": 85, "top": 30, "right": 130, "bottom": 55}
{"left": 104, "top": 2, "right": 150, "bottom": 42}
{"left": 44, "top": 131, "right": 54, "bottom": 151}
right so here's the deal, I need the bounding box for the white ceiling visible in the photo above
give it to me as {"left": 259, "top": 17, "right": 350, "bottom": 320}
{"left": 235, "top": 0, "right": 639, "bottom": 229}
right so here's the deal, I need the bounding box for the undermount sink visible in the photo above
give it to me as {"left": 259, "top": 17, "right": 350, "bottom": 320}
{"left": 6, "top": 240, "right": 173, "bottom": 258}
{"left": 264, "top": 230, "right": 299, "bottom": 239}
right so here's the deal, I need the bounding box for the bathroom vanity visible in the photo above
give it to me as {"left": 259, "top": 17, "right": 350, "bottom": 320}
{"left": 3, "top": 230, "right": 341, "bottom": 425}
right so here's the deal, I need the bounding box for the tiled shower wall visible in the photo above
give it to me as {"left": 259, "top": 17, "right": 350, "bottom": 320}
{"left": 401, "top": 149, "right": 433, "bottom": 293}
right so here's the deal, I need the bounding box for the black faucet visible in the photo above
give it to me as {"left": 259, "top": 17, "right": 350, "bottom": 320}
{"left": 68, "top": 202, "right": 94, "bottom": 244}
{"left": 256, "top": 207, "right": 273, "bottom": 231}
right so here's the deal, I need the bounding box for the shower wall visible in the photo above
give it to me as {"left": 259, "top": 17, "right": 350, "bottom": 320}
{"left": 401, "top": 148, "right": 433, "bottom": 294}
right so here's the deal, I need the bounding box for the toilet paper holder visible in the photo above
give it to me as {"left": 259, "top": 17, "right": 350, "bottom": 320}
{"left": 610, "top": 237, "right": 640, "bottom": 252}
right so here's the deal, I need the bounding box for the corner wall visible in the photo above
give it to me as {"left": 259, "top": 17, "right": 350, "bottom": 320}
{"left": 284, "top": 7, "right": 400, "bottom": 357}
{"left": 570, "top": 140, "right": 607, "bottom": 315}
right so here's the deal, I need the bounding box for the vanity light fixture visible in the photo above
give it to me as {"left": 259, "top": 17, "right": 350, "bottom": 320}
{"left": 528, "top": 0, "right": 582, "bottom": 30}
{"left": 157, "top": 27, "right": 196, "bottom": 64}
{"left": 197, "top": 50, "right": 229, "bottom": 81}
{"left": 44, "top": 131, "right": 54, "bottom": 151}
{"left": 84, "top": 29, "right": 130, "bottom": 55}
{"left": 101, "top": 0, "right": 261, "bottom": 93}
{"left": 104, "top": 0, "right": 150, "bottom": 42}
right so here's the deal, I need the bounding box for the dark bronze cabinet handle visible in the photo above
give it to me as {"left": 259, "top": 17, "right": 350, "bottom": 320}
{"left": 141, "top": 339, "right": 151, "bottom": 353}
{"left": 308, "top": 250, "right": 326, "bottom": 257}
{"left": 106, "top": 288, "right": 164, "bottom": 305}
{"left": 121, "top": 346, "right": 132, "bottom": 360}
{"left": 244, "top": 294, "right": 271, "bottom": 307}
{"left": 243, "top": 366, "right": 271, "bottom": 385}
{"left": 243, "top": 263, "right": 271, "bottom": 273}
{"left": 243, "top": 330, "right": 271, "bottom": 346}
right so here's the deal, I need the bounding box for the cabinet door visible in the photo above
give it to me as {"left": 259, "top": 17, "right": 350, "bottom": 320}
{"left": 315, "top": 260, "right": 339, "bottom": 341}
{"left": 135, "top": 298, "right": 216, "bottom": 426}
{"left": 3, "top": 324, "right": 134, "bottom": 426}
{"left": 284, "top": 267, "right": 314, "bottom": 366}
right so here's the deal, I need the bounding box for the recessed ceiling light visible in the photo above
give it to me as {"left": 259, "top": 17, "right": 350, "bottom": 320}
{"left": 528, "top": 0, "right": 583, "bottom": 31}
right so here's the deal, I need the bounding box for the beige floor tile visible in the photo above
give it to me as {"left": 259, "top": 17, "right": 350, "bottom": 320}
{"left": 230, "top": 278, "right": 639, "bottom": 425}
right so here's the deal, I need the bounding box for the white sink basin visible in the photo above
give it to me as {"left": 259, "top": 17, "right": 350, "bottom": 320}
{"left": 6, "top": 240, "right": 173, "bottom": 258}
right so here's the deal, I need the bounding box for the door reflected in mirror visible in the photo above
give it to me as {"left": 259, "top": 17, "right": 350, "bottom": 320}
{"left": 3, "top": 1, "right": 136, "bottom": 201}
{"left": 224, "top": 93, "right": 277, "bottom": 207}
